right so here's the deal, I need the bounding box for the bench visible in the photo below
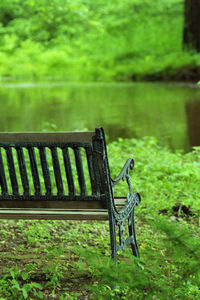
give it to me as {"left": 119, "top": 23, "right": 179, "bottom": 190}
{"left": 0, "top": 127, "right": 141, "bottom": 263}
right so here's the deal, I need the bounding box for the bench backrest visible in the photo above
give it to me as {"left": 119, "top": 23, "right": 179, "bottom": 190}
{"left": 0, "top": 128, "right": 111, "bottom": 209}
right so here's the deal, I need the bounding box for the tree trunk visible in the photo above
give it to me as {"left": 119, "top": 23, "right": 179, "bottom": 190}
{"left": 183, "top": 0, "right": 200, "bottom": 52}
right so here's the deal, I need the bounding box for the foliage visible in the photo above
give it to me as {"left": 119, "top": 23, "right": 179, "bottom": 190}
{"left": 0, "top": 0, "right": 200, "bottom": 80}
{"left": 79, "top": 216, "right": 200, "bottom": 299}
{"left": 108, "top": 137, "right": 200, "bottom": 213}
{"left": 0, "top": 265, "right": 43, "bottom": 299}
{"left": 0, "top": 137, "right": 199, "bottom": 298}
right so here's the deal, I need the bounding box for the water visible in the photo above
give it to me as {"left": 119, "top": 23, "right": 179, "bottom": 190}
{"left": 0, "top": 81, "right": 200, "bottom": 152}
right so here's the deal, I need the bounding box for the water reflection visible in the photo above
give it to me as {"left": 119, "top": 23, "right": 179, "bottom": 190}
{"left": 186, "top": 98, "right": 200, "bottom": 149}
{"left": 0, "top": 82, "right": 200, "bottom": 152}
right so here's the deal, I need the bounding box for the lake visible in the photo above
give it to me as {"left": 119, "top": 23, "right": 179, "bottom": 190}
{"left": 0, "top": 81, "right": 200, "bottom": 152}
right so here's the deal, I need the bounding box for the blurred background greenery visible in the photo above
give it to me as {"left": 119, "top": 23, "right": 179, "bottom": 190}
{"left": 0, "top": 0, "right": 199, "bottom": 81}
{"left": 0, "top": 0, "right": 200, "bottom": 152}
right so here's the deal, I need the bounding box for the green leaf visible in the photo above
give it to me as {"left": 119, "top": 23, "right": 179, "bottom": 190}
{"left": 11, "top": 279, "right": 20, "bottom": 290}
{"left": 23, "top": 283, "right": 32, "bottom": 292}
{"left": 31, "top": 282, "right": 43, "bottom": 290}
{"left": 38, "top": 291, "right": 44, "bottom": 299}
{"left": 25, "top": 264, "right": 34, "bottom": 272}
{"left": 21, "top": 271, "right": 29, "bottom": 281}
{"left": 22, "top": 287, "right": 28, "bottom": 299}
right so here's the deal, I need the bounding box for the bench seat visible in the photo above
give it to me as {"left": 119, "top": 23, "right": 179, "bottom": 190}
{"left": 0, "top": 198, "right": 127, "bottom": 220}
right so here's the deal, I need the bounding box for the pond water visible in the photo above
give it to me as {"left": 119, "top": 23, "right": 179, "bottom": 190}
{"left": 0, "top": 81, "right": 200, "bottom": 152}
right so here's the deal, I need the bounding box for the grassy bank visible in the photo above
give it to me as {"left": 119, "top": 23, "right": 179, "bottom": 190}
{"left": 0, "top": 0, "right": 200, "bottom": 81}
{"left": 0, "top": 137, "right": 199, "bottom": 299}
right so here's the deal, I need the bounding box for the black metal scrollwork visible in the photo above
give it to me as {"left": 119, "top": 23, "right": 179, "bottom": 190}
{"left": 93, "top": 127, "right": 140, "bottom": 263}
{"left": 111, "top": 158, "right": 141, "bottom": 257}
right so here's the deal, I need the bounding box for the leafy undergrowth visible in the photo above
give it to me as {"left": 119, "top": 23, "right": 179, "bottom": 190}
{"left": 0, "top": 137, "right": 200, "bottom": 299}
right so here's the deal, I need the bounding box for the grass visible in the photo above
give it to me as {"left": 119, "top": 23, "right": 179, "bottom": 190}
{"left": 0, "top": 137, "right": 200, "bottom": 299}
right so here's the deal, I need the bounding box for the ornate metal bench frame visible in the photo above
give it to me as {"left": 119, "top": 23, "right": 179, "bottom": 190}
{"left": 0, "top": 127, "right": 140, "bottom": 263}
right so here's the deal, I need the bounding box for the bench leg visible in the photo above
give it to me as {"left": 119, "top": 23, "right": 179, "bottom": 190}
{"left": 128, "top": 209, "right": 139, "bottom": 258}
{"left": 108, "top": 208, "right": 139, "bottom": 263}
{"left": 108, "top": 213, "right": 117, "bottom": 264}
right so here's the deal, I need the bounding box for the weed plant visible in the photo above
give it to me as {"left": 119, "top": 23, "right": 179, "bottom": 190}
{"left": 0, "top": 137, "right": 199, "bottom": 299}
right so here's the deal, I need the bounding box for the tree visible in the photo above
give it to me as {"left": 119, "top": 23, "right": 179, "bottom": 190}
{"left": 183, "top": 0, "right": 200, "bottom": 52}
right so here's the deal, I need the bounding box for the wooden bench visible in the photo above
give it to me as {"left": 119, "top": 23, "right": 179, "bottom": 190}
{"left": 0, "top": 127, "right": 141, "bottom": 263}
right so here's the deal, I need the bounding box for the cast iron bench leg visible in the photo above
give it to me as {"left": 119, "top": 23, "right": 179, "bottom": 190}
{"left": 109, "top": 213, "right": 117, "bottom": 264}
{"left": 129, "top": 209, "right": 139, "bottom": 258}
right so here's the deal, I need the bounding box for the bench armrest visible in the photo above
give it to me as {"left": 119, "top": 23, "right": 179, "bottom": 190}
{"left": 111, "top": 158, "right": 140, "bottom": 205}
{"left": 111, "top": 158, "right": 134, "bottom": 187}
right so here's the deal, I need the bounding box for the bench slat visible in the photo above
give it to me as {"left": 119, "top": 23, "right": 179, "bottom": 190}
{"left": 0, "top": 208, "right": 108, "bottom": 220}
{"left": 85, "top": 147, "right": 96, "bottom": 195}
{"left": 16, "top": 147, "right": 30, "bottom": 195}
{"left": 0, "top": 198, "right": 126, "bottom": 209}
{"left": 28, "top": 147, "right": 41, "bottom": 195}
{"left": 0, "top": 198, "right": 127, "bottom": 220}
{"left": 0, "top": 200, "right": 105, "bottom": 209}
{"left": 51, "top": 147, "right": 64, "bottom": 196}
{"left": 74, "top": 147, "right": 86, "bottom": 196}
{"left": 92, "top": 152, "right": 101, "bottom": 196}
{"left": 5, "top": 148, "right": 19, "bottom": 195}
{"left": 0, "top": 132, "right": 95, "bottom": 143}
{"left": 62, "top": 148, "right": 75, "bottom": 196}
{"left": 0, "top": 149, "right": 8, "bottom": 195}
{"left": 39, "top": 147, "right": 52, "bottom": 195}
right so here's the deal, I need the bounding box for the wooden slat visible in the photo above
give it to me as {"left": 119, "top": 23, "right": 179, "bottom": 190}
{"left": 62, "top": 148, "right": 75, "bottom": 196}
{"left": 27, "top": 147, "right": 41, "bottom": 195}
{"left": 0, "top": 132, "right": 95, "bottom": 143}
{"left": 5, "top": 148, "right": 19, "bottom": 195}
{"left": 114, "top": 198, "right": 127, "bottom": 206}
{"left": 0, "top": 149, "right": 8, "bottom": 195}
{"left": 0, "top": 198, "right": 126, "bottom": 219}
{"left": 85, "top": 147, "right": 96, "bottom": 195}
{"left": 92, "top": 153, "right": 101, "bottom": 196}
{"left": 39, "top": 147, "right": 52, "bottom": 195}
{"left": 74, "top": 147, "right": 86, "bottom": 196}
{"left": 0, "top": 200, "right": 105, "bottom": 209}
{"left": 114, "top": 198, "right": 127, "bottom": 211}
{"left": 0, "top": 199, "right": 125, "bottom": 210}
{"left": 16, "top": 147, "right": 29, "bottom": 195}
{"left": 0, "top": 208, "right": 108, "bottom": 220}
{"left": 50, "top": 147, "right": 64, "bottom": 195}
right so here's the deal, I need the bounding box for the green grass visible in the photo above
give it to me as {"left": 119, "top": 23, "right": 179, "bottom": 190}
{"left": 0, "top": 137, "right": 200, "bottom": 299}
